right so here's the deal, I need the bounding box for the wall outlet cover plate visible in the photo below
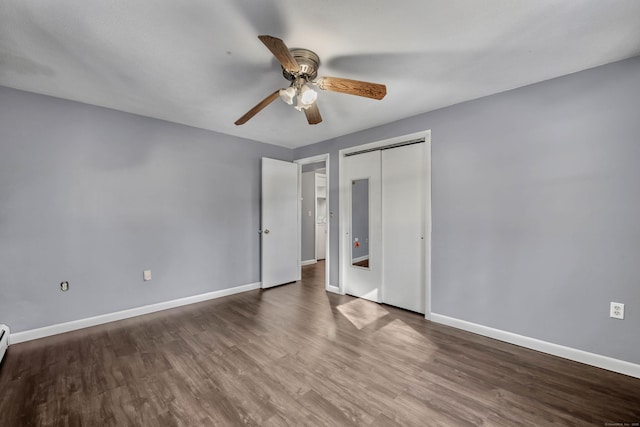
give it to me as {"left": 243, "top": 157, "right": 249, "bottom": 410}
{"left": 610, "top": 302, "right": 624, "bottom": 320}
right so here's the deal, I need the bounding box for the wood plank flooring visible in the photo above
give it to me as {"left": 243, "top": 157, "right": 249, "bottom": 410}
{"left": 1, "top": 261, "right": 639, "bottom": 426}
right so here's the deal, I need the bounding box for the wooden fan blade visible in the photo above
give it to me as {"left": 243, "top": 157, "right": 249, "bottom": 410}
{"left": 316, "top": 77, "right": 386, "bottom": 100}
{"left": 234, "top": 89, "right": 281, "bottom": 125}
{"left": 304, "top": 103, "right": 322, "bottom": 125}
{"left": 258, "top": 35, "right": 300, "bottom": 73}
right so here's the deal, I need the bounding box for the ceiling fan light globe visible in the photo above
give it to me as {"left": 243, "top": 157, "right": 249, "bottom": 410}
{"left": 299, "top": 85, "right": 318, "bottom": 106}
{"left": 279, "top": 87, "right": 296, "bottom": 105}
{"left": 295, "top": 96, "right": 314, "bottom": 111}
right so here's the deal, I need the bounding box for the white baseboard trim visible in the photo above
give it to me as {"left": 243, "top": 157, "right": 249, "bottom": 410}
{"left": 352, "top": 255, "right": 369, "bottom": 263}
{"left": 430, "top": 313, "right": 640, "bottom": 379}
{"left": 10, "top": 282, "right": 262, "bottom": 345}
{"left": 301, "top": 259, "right": 317, "bottom": 266}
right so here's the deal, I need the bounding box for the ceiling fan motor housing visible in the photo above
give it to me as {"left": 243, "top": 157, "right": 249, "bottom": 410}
{"left": 282, "top": 49, "right": 320, "bottom": 81}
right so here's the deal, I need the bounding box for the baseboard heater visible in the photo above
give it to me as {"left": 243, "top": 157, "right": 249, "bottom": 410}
{"left": 0, "top": 324, "right": 9, "bottom": 364}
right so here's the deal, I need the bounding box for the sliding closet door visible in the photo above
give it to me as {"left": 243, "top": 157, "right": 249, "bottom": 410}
{"left": 344, "top": 151, "right": 382, "bottom": 302}
{"left": 382, "top": 143, "right": 426, "bottom": 313}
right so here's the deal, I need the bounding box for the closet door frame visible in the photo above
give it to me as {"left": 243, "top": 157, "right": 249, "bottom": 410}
{"left": 338, "top": 130, "right": 432, "bottom": 320}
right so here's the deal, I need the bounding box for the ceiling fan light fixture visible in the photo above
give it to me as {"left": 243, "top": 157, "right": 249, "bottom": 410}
{"left": 299, "top": 84, "right": 318, "bottom": 106}
{"left": 295, "top": 86, "right": 317, "bottom": 111}
{"left": 279, "top": 86, "right": 296, "bottom": 105}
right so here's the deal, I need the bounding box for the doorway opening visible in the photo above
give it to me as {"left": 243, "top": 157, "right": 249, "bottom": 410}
{"left": 295, "top": 153, "right": 332, "bottom": 292}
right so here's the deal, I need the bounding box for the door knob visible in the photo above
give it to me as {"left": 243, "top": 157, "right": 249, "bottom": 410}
{"left": 264, "top": 229, "right": 270, "bottom": 234}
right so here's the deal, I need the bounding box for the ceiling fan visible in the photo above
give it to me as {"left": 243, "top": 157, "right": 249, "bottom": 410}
{"left": 235, "top": 35, "right": 387, "bottom": 126}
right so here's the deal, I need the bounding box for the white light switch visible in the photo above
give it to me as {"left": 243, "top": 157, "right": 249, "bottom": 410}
{"left": 143, "top": 270, "right": 152, "bottom": 281}
{"left": 308, "top": 210, "right": 312, "bottom": 217}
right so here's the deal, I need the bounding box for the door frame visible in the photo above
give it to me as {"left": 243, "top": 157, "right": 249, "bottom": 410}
{"left": 294, "top": 153, "right": 333, "bottom": 293}
{"left": 339, "top": 130, "right": 432, "bottom": 319}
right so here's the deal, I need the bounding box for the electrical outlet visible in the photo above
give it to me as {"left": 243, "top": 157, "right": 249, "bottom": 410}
{"left": 60, "top": 281, "right": 69, "bottom": 291}
{"left": 143, "top": 270, "right": 152, "bottom": 281}
{"left": 610, "top": 302, "right": 624, "bottom": 320}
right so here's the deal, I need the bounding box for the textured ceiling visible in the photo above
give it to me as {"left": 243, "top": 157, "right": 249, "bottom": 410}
{"left": 1, "top": 0, "right": 640, "bottom": 148}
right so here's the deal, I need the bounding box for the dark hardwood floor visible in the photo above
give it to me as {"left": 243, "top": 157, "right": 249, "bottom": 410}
{"left": 1, "top": 261, "right": 639, "bottom": 426}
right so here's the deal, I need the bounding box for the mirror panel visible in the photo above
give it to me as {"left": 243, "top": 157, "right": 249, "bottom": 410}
{"left": 351, "top": 178, "right": 370, "bottom": 268}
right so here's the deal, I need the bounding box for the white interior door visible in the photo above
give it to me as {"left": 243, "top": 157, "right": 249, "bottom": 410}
{"left": 382, "top": 143, "right": 426, "bottom": 313}
{"left": 344, "top": 151, "right": 382, "bottom": 301}
{"left": 262, "top": 158, "right": 300, "bottom": 288}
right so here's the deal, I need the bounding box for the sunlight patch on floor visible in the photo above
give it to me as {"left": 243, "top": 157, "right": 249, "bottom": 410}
{"left": 336, "top": 298, "right": 389, "bottom": 330}
{"left": 377, "top": 319, "right": 425, "bottom": 340}
{"left": 376, "top": 319, "right": 438, "bottom": 351}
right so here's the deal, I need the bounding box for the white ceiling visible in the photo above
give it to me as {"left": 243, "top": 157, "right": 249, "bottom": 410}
{"left": 2, "top": 1, "right": 639, "bottom": 149}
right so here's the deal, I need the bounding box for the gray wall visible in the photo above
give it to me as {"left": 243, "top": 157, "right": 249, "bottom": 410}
{"left": 301, "top": 171, "right": 316, "bottom": 262}
{"left": 0, "top": 86, "right": 292, "bottom": 333}
{"left": 294, "top": 56, "right": 640, "bottom": 364}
